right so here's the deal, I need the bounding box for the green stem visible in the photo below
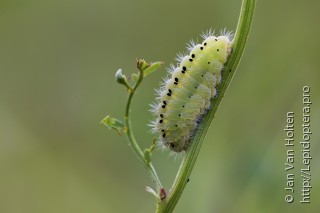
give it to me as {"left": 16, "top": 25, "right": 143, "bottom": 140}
{"left": 156, "top": 0, "right": 256, "bottom": 212}
{"left": 125, "top": 70, "right": 163, "bottom": 190}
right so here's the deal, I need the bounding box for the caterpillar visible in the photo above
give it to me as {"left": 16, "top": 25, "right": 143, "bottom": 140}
{"left": 150, "top": 30, "right": 232, "bottom": 152}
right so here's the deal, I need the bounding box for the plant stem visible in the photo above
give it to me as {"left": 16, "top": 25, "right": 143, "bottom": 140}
{"left": 125, "top": 71, "right": 163, "bottom": 190}
{"left": 156, "top": 0, "right": 256, "bottom": 212}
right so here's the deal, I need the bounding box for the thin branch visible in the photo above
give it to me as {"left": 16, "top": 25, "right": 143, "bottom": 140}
{"left": 124, "top": 69, "right": 163, "bottom": 190}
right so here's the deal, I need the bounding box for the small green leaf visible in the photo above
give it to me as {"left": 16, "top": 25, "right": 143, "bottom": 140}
{"left": 101, "top": 115, "right": 126, "bottom": 135}
{"left": 115, "top": 69, "right": 132, "bottom": 90}
{"left": 144, "top": 148, "right": 152, "bottom": 164}
{"left": 144, "top": 139, "right": 156, "bottom": 164}
{"left": 131, "top": 72, "right": 139, "bottom": 82}
{"left": 143, "top": 61, "right": 163, "bottom": 77}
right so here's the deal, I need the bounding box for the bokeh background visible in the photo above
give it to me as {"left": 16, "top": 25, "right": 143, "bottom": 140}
{"left": 0, "top": 0, "right": 319, "bottom": 212}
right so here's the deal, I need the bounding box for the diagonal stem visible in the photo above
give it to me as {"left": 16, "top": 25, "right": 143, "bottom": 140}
{"left": 156, "top": 0, "right": 256, "bottom": 212}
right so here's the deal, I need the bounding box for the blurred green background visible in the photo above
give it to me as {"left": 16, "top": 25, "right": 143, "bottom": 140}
{"left": 0, "top": 0, "right": 319, "bottom": 212}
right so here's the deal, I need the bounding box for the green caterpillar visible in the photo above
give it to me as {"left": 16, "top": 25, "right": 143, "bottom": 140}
{"left": 151, "top": 30, "right": 232, "bottom": 152}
